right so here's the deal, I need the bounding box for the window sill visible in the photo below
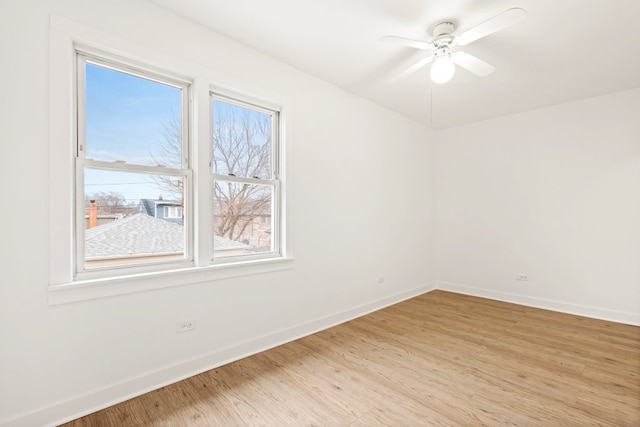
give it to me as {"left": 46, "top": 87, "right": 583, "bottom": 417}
{"left": 48, "top": 257, "right": 294, "bottom": 305}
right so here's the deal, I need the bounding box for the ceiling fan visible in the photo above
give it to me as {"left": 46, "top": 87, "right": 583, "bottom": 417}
{"left": 383, "top": 8, "right": 527, "bottom": 84}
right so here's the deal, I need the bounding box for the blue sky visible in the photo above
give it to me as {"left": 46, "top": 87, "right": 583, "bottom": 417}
{"left": 84, "top": 62, "right": 182, "bottom": 203}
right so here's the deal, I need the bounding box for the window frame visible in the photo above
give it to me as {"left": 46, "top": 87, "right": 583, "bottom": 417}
{"left": 210, "top": 92, "right": 282, "bottom": 264}
{"left": 74, "top": 51, "right": 194, "bottom": 280}
{"left": 47, "top": 18, "right": 292, "bottom": 305}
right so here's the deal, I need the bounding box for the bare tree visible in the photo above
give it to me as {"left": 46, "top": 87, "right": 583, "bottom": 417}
{"left": 212, "top": 105, "right": 271, "bottom": 178}
{"left": 152, "top": 103, "right": 272, "bottom": 243}
{"left": 212, "top": 103, "right": 272, "bottom": 242}
{"left": 150, "top": 116, "right": 184, "bottom": 199}
{"left": 85, "top": 191, "right": 134, "bottom": 215}
{"left": 214, "top": 181, "right": 271, "bottom": 242}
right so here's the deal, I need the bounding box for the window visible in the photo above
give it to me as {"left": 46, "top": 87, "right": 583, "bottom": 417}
{"left": 67, "top": 47, "right": 285, "bottom": 287}
{"left": 76, "top": 52, "right": 191, "bottom": 277}
{"left": 211, "top": 94, "right": 281, "bottom": 260}
{"left": 164, "top": 206, "right": 183, "bottom": 219}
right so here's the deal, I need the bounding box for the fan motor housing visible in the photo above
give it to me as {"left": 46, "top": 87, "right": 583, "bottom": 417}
{"left": 432, "top": 22, "right": 455, "bottom": 46}
{"left": 432, "top": 22, "right": 454, "bottom": 37}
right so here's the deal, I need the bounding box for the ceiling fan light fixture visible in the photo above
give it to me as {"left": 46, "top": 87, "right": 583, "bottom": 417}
{"left": 384, "top": 7, "right": 527, "bottom": 86}
{"left": 430, "top": 49, "right": 455, "bottom": 84}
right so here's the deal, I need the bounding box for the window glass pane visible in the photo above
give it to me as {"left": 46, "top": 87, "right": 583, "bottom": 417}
{"left": 85, "top": 62, "right": 182, "bottom": 167}
{"left": 83, "top": 168, "right": 185, "bottom": 269}
{"left": 213, "top": 181, "right": 273, "bottom": 258}
{"left": 212, "top": 100, "right": 272, "bottom": 179}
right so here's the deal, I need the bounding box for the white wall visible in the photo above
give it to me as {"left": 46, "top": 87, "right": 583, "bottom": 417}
{"left": 436, "top": 88, "right": 640, "bottom": 324}
{"left": 0, "top": 0, "right": 436, "bottom": 425}
{"left": 4, "top": 1, "right": 637, "bottom": 424}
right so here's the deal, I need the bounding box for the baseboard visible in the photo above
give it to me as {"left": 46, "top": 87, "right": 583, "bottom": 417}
{"left": 436, "top": 281, "right": 640, "bottom": 326}
{"left": 1, "top": 283, "right": 435, "bottom": 427}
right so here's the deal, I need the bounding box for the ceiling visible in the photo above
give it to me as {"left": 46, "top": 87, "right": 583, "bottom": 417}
{"left": 150, "top": 0, "right": 640, "bottom": 129}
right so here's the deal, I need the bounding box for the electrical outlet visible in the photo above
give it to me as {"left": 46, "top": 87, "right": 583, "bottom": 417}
{"left": 176, "top": 317, "right": 195, "bottom": 333}
{"left": 516, "top": 273, "right": 529, "bottom": 281}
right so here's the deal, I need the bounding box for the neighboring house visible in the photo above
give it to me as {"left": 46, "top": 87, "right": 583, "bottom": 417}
{"left": 136, "top": 197, "right": 272, "bottom": 250}
{"left": 85, "top": 213, "right": 248, "bottom": 267}
{"left": 138, "top": 197, "right": 184, "bottom": 225}
{"left": 84, "top": 200, "right": 128, "bottom": 229}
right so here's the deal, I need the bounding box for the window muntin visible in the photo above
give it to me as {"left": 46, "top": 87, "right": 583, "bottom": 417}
{"left": 211, "top": 95, "right": 281, "bottom": 262}
{"left": 76, "top": 52, "right": 191, "bottom": 276}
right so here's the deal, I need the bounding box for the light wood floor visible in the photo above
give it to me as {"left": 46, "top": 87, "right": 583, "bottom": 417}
{"left": 63, "top": 291, "right": 640, "bottom": 426}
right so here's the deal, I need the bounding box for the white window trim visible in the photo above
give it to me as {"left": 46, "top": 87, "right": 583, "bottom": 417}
{"left": 48, "top": 16, "right": 293, "bottom": 305}
{"left": 48, "top": 257, "right": 294, "bottom": 305}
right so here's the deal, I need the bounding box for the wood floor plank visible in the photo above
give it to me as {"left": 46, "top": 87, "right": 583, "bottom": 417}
{"left": 61, "top": 291, "right": 640, "bottom": 426}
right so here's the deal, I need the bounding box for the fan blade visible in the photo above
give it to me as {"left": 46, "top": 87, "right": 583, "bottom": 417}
{"left": 455, "top": 8, "right": 526, "bottom": 46}
{"left": 391, "top": 55, "right": 434, "bottom": 82}
{"left": 381, "top": 35, "right": 435, "bottom": 50}
{"left": 453, "top": 51, "right": 495, "bottom": 76}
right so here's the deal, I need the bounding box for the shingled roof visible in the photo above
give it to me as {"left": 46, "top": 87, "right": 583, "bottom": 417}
{"left": 85, "top": 213, "right": 247, "bottom": 259}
